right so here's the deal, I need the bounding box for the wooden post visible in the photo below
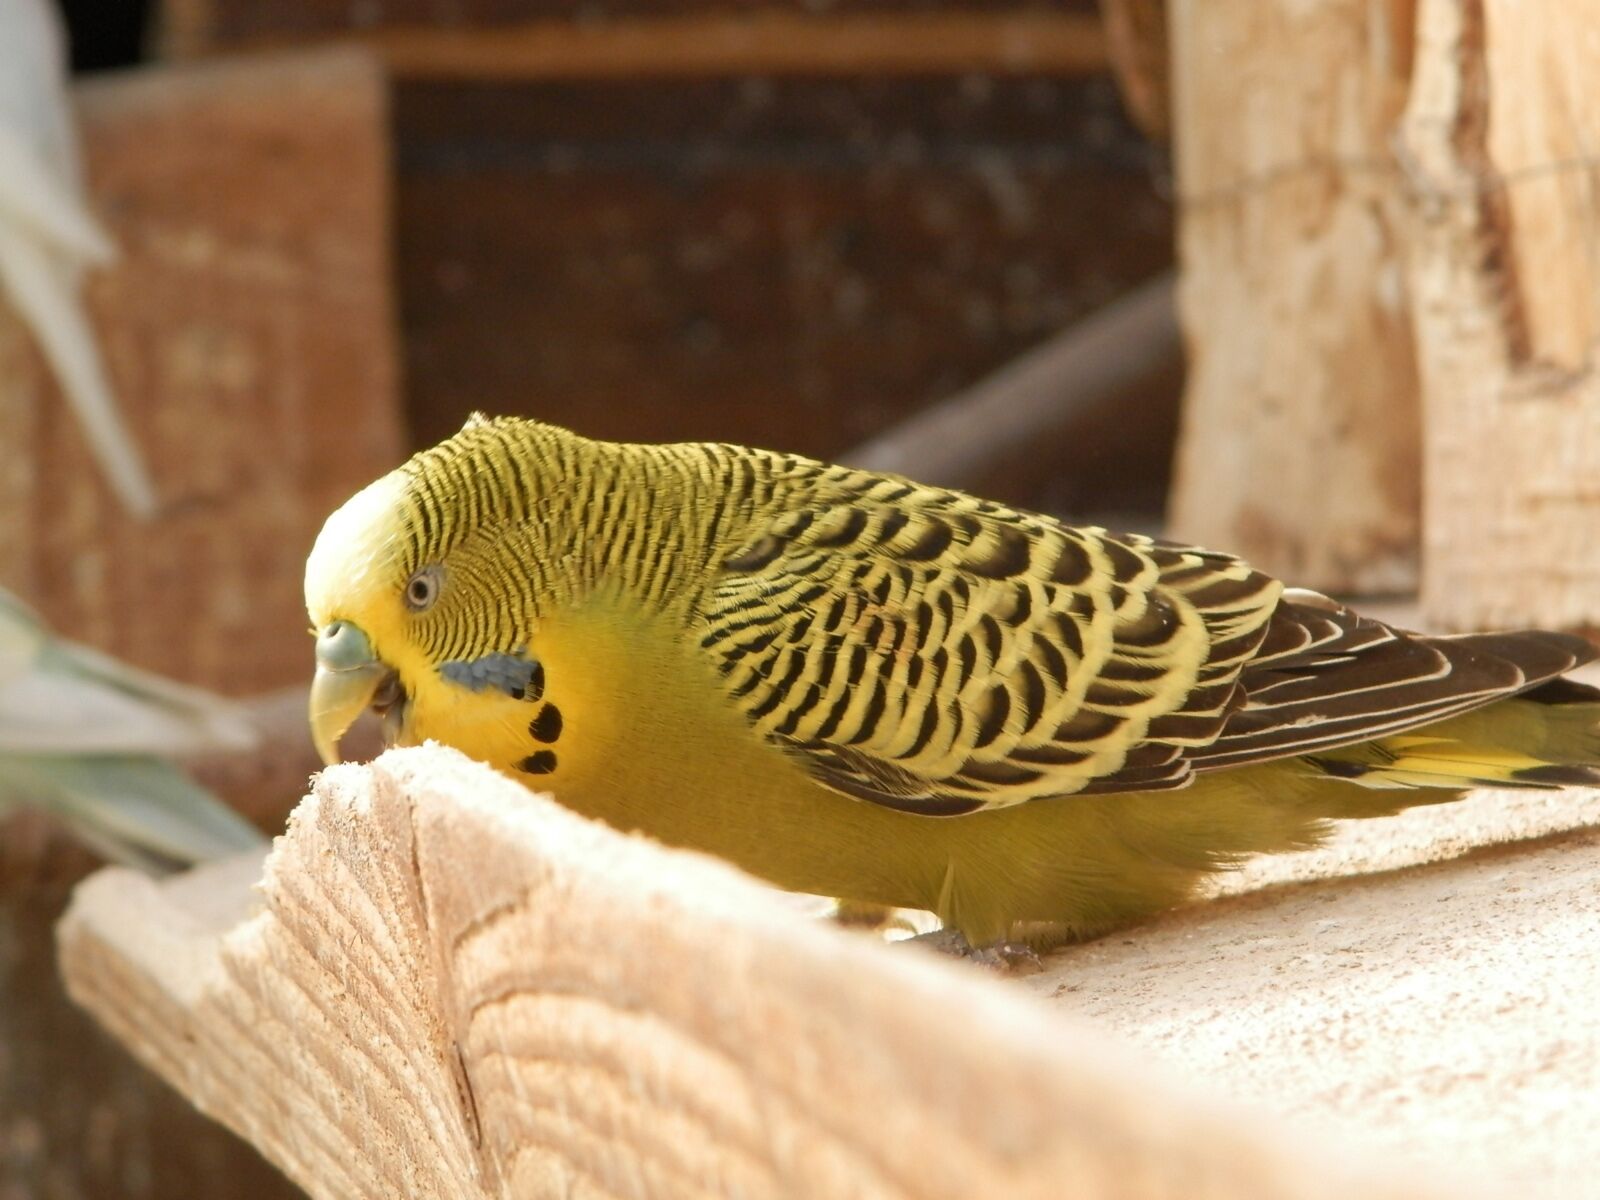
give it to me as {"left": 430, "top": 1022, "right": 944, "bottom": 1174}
{"left": 0, "top": 48, "right": 403, "bottom": 695}
{"left": 1400, "top": 0, "right": 1600, "bottom": 632}
{"left": 1166, "top": 0, "right": 1422, "bottom": 593}
{"left": 58, "top": 746, "right": 1434, "bottom": 1200}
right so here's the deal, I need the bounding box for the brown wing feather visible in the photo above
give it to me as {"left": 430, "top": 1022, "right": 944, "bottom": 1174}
{"left": 699, "top": 457, "right": 1281, "bottom": 813}
{"left": 1190, "top": 597, "right": 1595, "bottom": 771}
{"left": 694, "top": 449, "right": 1595, "bottom": 813}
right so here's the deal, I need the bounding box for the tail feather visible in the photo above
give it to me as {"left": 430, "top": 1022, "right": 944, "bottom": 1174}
{"left": 1435, "top": 628, "right": 1595, "bottom": 681}
{"left": 1307, "top": 687, "right": 1600, "bottom": 793}
{"left": 1513, "top": 763, "right": 1600, "bottom": 786}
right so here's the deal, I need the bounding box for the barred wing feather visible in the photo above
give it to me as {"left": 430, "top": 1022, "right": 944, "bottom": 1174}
{"left": 697, "top": 461, "right": 1596, "bottom": 813}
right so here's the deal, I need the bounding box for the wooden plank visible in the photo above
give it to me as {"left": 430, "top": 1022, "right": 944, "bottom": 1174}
{"left": 332, "top": 13, "right": 1110, "bottom": 80}
{"left": 1165, "top": 0, "right": 1421, "bottom": 592}
{"left": 0, "top": 48, "right": 404, "bottom": 695}
{"left": 1023, "top": 783, "right": 1600, "bottom": 1196}
{"left": 58, "top": 745, "right": 1436, "bottom": 1200}
{"left": 161, "top": 0, "right": 1106, "bottom": 61}
{"left": 1400, "top": 0, "right": 1600, "bottom": 632}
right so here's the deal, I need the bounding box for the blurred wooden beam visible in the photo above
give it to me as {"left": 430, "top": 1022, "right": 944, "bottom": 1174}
{"left": 181, "top": 12, "right": 1110, "bottom": 79}
{"left": 0, "top": 48, "right": 404, "bottom": 696}
{"left": 1401, "top": 0, "right": 1600, "bottom": 634}
{"left": 1165, "top": 1, "right": 1421, "bottom": 592}
{"left": 843, "top": 272, "right": 1178, "bottom": 498}
{"left": 60, "top": 746, "right": 1434, "bottom": 1200}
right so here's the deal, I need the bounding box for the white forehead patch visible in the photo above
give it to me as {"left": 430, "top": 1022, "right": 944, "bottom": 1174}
{"left": 304, "top": 471, "right": 408, "bottom": 623}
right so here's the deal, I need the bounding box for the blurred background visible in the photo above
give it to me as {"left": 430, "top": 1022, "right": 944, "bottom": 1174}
{"left": 7, "top": 0, "right": 1182, "bottom": 703}
{"left": 3, "top": 0, "right": 1596, "bottom": 1195}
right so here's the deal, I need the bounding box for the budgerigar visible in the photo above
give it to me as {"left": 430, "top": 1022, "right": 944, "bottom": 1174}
{"left": 0, "top": 0, "right": 157, "bottom": 518}
{"left": 0, "top": 589, "right": 264, "bottom": 871}
{"left": 304, "top": 417, "right": 1600, "bottom": 949}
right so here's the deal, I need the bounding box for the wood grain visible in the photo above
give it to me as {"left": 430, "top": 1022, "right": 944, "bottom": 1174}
{"left": 59, "top": 745, "right": 1437, "bottom": 1200}
{"left": 0, "top": 48, "right": 404, "bottom": 695}
{"left": 1165, "top": 0, "right": 1422, "bottom": 593}
{"left": 1401, "top": 0, "right": 1600, "bottom": 633}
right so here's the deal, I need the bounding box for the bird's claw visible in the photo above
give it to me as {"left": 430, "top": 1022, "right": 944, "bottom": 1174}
{"left": 906, "top": 928, "right": 1045, "bottom": 975}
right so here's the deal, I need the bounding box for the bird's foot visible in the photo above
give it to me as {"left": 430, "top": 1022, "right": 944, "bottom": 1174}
{"left": 907, "top": 928, "right": 1044, "bottom": 976}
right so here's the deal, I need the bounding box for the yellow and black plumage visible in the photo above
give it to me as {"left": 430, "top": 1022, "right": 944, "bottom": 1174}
{"left": 305, "top": 416, "right": 1600, "bottom": 947}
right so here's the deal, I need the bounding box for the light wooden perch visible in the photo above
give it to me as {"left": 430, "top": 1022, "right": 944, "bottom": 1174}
{"left": 58, "top": 746, "right": 1434, "bottom": 1200}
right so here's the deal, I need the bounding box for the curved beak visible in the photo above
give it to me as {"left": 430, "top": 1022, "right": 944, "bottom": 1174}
{"left": 309, "top": 621, "right": 396, "bottom": 765}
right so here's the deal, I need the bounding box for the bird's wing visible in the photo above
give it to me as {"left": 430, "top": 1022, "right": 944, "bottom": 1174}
{"left": 1189, "top": 591, "right": 1594, "bottom": 769}
{"left": 0, "top": 0, "right": 112, "bottom": 257}
{"left": 699, "top": 472, "right": 1594, "bottom": 815}
{"left": 0, "top": 670, "right": 256, "bottom": 757}
{"left": 0, "top": 589, "right": 262, "bottom": 870}
{"left": 0, "top": 586, "right": 45, "bottom": 676}
{"left": 699, "top": 470, "right": 1281, "bottom": 815}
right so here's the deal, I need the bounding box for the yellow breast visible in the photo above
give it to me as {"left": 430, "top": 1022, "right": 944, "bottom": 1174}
{"left": 392, "top": 587, "right": 1318, "bottom": 948}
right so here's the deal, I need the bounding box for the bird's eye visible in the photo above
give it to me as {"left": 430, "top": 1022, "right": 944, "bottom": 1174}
{"left": 404, "top": 566, "right": 442, "bottom": 612}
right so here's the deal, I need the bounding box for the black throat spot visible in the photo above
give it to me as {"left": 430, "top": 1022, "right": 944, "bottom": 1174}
{"left": 519, "top": 750, "right": 557, "bottom": 775}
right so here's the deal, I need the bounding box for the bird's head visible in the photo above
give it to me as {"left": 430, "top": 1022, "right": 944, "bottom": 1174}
{"left": 304, "top": 416, "right": 581, "bottom": 765}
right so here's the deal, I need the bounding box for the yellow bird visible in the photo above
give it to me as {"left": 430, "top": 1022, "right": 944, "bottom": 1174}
{"left": 306, "top": 416, "right": 1600, "bottom": 952}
